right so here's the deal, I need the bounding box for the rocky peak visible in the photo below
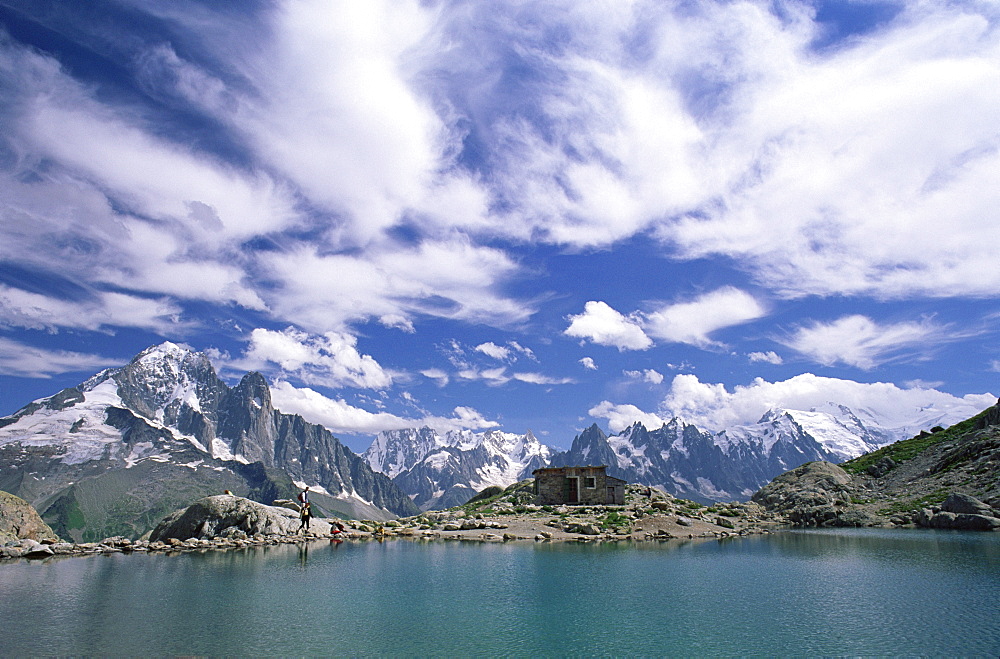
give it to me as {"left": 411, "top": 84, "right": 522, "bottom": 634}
{"left": 111, "top": 342, "right": 224, "bottom": 422}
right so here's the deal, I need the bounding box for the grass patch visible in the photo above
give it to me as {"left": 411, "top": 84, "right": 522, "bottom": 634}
{"left": 841, "top": 410, "right": 989, "bottom": 475}
{"left": 877, "top": 489, "right": 950, "bottom": 515}
{"left": 598, "top": 510, "right": 631, "bottom": 532}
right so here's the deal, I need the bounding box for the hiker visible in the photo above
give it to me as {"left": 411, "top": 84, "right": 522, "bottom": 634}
{"left": 298, "top": 486, "right": 310, "bottom": 507}
{"left": 298, "top": 502, "right": 311, "bottom": 532}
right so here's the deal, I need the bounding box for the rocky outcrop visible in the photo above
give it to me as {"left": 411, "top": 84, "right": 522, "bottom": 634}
{"left": 752, "top": 401, "right": 1000, "bottom": 529}
{"left": 751, "top": 462, "right": 877, "bottom": 527}
{"left": 916, "top": 493, "right": 1000, "bottom": 531}
{"left": 0, "top": 342, "right": 418, "bottom": 543}
{"left": 149, "top": 494, "right": 336, "bottom": 541}
{"left": 0, "top": 490, "right": 59, "bottom": 543}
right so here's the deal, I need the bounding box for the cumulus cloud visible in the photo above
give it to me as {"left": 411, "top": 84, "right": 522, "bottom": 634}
{"left": 0, "top": 338, "right": 120, "bottom": 379}
{"left": 659, "top": 372, "right": 996, "bottom": 432}
{"left": 269, "top": 380, "right": 498, "bottom": 435}
{"left": 592, "top": 371, "right": 995, "bottom": 434}
{"left": 782, "top": 315, "right": 954, "bottom": 369}
{"left": 240, "top": 327, "right": 392, "bottom": 389}
{"left": 567, "top": 289, "right": 765, "bottom": 351}
{"left": 588, "top": 401, "right": 667, "bottom": 434}
{"left": 748, "top": 351, "right": 783, "bottom": 365}
{"left": 625, "top": 369, "right": 665, "bottom": 385}
{"left": 644, "top": 287, "right": 767, "bottom": 347}
{"left": 564, "top": 301, "right": 652, "bottom": 351}
{"left": 579, "top": 357, "right": 598, "bottom": 370}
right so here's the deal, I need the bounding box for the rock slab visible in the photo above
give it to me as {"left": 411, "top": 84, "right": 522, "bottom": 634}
{"left": 149, "top": 495, "right": 333, "bottom": 541}
{"left": 0, "top": 490, "right": 59, "bottom": 544}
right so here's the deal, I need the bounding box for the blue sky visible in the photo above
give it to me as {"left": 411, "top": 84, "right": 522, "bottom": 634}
{"left": 1, "top": 0, "right": 998, "bottom": 453}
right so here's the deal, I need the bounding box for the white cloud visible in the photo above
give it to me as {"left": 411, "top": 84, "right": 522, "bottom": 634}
{"left": 260, "top": 239, "right": 529, "bottom": 333}
{"left": 379, "top": 314, "right": 415, "bottom": 333}
{"left": 269, "top": 380, "right": 498, "bottom": 435}
{"left": 241, "top": 327, "right": 392, "bottom": 390}
{"left": 269, "top": 380, "right": 412, "bottom": 435}
{"left": 748, "top": 351, "right": 783, "bottom": 365}
{"left": 567, "top": 290, "right": 765, "bottom": 352}
{"left": 512, "top": 372, "right": 575, "bottom": 386}
{"left": 508, "top": 341, "right": 537, "bottom": 361}
{"left": 625, "top": 369, "right": 665, "bottom": 385}
{"left": 659, "top": 372, "right": 996, "bottom": 432}
{"left": 564, "top": 301, "right": 652, "bottom": 351}
{"left": 588, "top": 400, "right": 667, "bottom": 434}
{"left": 420, "top": 368, "right": 450, "bottom": 386}
{"left": 660, "top": 4, "right": 1000, "bottom": 299}
{"left": 475, "top": 342, "right": 511, "bottom": 361}
{"left": 0, "top": 338, "right": 120, "bottom": 379}
{"left": 0, "top": 285, "right": 185, "bottom": 335}
{"left": 579, "top": 357, "right": 598, "bottom": 370}
{"left": 643, "top": 287, "right": 766, "bottom": 347}
{"left": 238, "top": 0, "right": 452, "bottom": 245}
{"left": 782, "top": 315, "right": 952, "bottom": 370}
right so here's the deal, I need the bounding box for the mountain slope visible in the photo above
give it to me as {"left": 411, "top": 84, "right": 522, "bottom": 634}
{"left": 751, "top": 400, "right": 1000, "bottom": 527}
{"left": 0, "top": 343, "right": 418, "bottom": 540}
{"left": 363, "top": 427, "right": 552, "bottom": 510}
{"left": 549, "top": 405, "right": 902, "bottom": 503}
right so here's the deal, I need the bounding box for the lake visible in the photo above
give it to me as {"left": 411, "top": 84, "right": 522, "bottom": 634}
{"left": 1, "top": 528, "right": 998, "bottom": 656}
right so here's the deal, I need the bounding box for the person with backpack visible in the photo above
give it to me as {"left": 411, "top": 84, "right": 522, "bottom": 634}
{"left": 298, "top": 502, "right": 312, "bottom": 532}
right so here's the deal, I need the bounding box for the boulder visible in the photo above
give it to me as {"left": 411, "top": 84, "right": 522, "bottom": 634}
{"left": 751, "top": 462, "right": 858, "bottom": 527}
{"left": 914, "top": 493, "right": 1000, "bottom": 531}
{"left": 0, "top": 491, "right": 60, "bottom": 544}
{"left": 865, "top": 456, "right": 896, "bottom": 478}
{"left": 566, "top": 522, "right": 600, "bottom": 535}
{"left": 149, "top": 495, "right": 302, "bottom": 541}
{"left": 940, "top": 493, "right": 996, "bottom": 517}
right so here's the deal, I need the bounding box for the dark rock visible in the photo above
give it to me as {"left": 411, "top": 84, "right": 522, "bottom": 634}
{"left": 866, "top": 456, "right": 896, "bottom": 478}
{"left": 917, "top": 505, "right": 1000, "bottom": 531}
{"left": 940, "top": 493, "right": 996, "bottom": 517}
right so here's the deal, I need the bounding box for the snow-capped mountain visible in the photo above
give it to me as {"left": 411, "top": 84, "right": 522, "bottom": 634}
{"left": 0, "top": 343, "right": 418, "bottom": 540}
{"left": 549, "top": 403, "right": 931, "bottom": 503}
{"left": 363, "top": 427, "right": 553, "bottom": 510}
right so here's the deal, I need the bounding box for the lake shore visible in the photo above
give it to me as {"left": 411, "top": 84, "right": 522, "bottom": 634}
{"left": 1, "top": 499, "right": 784, "bottom": 562}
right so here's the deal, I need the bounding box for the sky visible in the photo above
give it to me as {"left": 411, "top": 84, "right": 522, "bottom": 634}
{"left": 1, "top": 0, "right": 998, "bottom": 453}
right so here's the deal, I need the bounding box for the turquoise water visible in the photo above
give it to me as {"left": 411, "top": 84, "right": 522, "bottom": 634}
{"left": 1, "top": 528, "right": 998, "bottom": 655}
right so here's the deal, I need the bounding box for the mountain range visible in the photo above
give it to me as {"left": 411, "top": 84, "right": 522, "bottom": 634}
{"left": 363, "top": 427, "right": 553, "bottom": 510}
{"left": 547, "top": 406, "right": 890, "bottom": 503}
{"left": 1, "top": 342, "right": 984, "bottom": 539}
{"left": 0, "top": 343, "right": 418, "bottom": 541}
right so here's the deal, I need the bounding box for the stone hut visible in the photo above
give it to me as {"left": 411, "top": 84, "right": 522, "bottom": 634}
{"left": 532, "top": 466, "right": 626, "bottom": 505}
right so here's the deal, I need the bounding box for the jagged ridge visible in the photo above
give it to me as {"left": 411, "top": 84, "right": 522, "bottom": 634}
{"left": 0, "top": 342, "right": 418, "bottom": 540}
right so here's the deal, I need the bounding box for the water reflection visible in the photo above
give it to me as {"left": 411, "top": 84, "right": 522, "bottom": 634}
{"left": 0, "top": 530, "right": 997, "bottom": 656}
